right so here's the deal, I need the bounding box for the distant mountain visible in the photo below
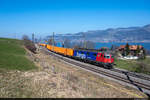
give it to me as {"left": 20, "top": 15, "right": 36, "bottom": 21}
{"left": 46, "top": 24, "right": 150, "bottom": 43}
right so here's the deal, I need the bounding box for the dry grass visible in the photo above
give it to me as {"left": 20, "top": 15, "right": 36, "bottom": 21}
{"left": 0, "top": 46, "right": 148, "bottom": 98}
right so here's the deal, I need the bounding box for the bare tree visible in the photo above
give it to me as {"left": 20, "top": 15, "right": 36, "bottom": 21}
{"left": 22, "top": 35, "right": 29, "bottom": 41}
{"left": 85, "top": 41, "right": 95, "bottom": 49}
{"left": 111, "top": 45, "right": 118, "bottom": 51}
{"left": 22, "top": 35, "right": 30, "bottom": 46}
{"left": 22, "top": 35, "right": 36, "bottom": 53}
{"left": 32, "top": 33, "right": 34, "bottom": 43}
{"left": 48, "top": 38, "right": 53, "bottom": 45}
{"left": 73, "top": 41, "right": 84, "bottom": 49}
{"left": 64, "top": 38, "right": 72, "bottom": 48}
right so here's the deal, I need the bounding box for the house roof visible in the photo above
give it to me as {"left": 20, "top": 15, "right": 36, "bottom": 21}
{"left": 118, "top": 45, "right": 143, "bottom": 50}
{"left": 129, "top": 45, "right": 143, "bottom": 50}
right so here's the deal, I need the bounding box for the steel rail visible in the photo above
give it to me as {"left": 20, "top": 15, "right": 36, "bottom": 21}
{"left": 110, "top": 68, "right": 150, "bottom": 81}
{"left": 62, "top": 56, "right": 150, "bottom": 90}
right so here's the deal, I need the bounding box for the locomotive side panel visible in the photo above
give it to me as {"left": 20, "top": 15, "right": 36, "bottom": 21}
{"left": 86, "top": 51, "right": 97, "bottom": 61}
{"left": 96, "top": 53, "right": 104, "bottom": 62}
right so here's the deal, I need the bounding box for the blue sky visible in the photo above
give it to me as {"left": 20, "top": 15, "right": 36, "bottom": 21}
{"left": 0, "top": 0, "right": 150, "bottom": 39}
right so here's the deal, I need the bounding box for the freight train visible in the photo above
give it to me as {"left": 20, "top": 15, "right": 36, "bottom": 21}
{"left": 39, "top": 43, "right": 114, "bottom": 69}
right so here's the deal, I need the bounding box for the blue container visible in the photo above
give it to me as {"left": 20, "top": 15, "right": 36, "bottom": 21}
{"left": 74, "top": 50, "right": 87, "bottom": 59}
{"left": 73, "top": 50, "right": 97, "bottom": 61}
{"left": 56, "top": 42, "right": 63, "bottom": 47}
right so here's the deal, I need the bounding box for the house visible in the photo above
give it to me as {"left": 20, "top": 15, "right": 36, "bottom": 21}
{"left": 117, "top": 45, "right": 143, "bottom": 56}
{"left": 118, "top": 45, "right": 143, "bottom": 50}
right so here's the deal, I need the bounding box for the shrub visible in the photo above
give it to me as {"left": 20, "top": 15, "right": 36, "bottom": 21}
{"left": 22, "top": 35, "right": 36, "bottom": 53}
{"left": 136, "top": 62, "right": 150, "bottom": 74}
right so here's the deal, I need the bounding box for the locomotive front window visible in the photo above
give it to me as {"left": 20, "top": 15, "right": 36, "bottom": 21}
{"left": 104, "top": 56, "right": 110, "bottom": 58}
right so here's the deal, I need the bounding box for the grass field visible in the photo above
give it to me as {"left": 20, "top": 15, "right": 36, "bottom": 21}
{"left": 0, "top": 38, "right": 36, "bottom": 71}
{"left": 0, "top": 38, "right": 147, "bottom": 98}
{"left": 115, "top": 58, "right": 150, "bottom": 75}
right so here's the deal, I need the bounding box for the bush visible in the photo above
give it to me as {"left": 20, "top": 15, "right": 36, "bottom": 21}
{"left": 22, "top": 35, "right": 36, "bottom": 53}
{"left": 136, "top": 62, "right": 150, "bottom": 74}
{"left": 26, "top": 44, "right": 36, "bottom": 53}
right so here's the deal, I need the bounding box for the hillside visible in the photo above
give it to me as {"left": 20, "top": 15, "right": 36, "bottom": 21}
{"left": 0, "top": 38, "right": 36, "bottom": 70}
{"left": 0, "top": 38, "right": 147, "bottom": 98}
{"left": 47, "top": 24, "right": 150, "bottom": 43}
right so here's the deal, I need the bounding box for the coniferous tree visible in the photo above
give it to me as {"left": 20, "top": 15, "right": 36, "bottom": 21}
{"left": 143, "top": 49, "right": 146, "bottom": 59}
{"left": 125, "top": 43, "right": 130, "bottom": 56}
{"left": 136, "top": 45, "right": 140, "bottom": 56}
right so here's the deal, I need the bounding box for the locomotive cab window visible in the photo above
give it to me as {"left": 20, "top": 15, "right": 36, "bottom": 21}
{"left": 104, "top": 56, "right": 110, "bottom": 58}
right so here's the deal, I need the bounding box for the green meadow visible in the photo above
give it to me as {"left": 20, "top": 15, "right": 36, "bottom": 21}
{"left": 115, "top": 58, "right": 150, "bottom": 75}
{"left": 0, "top": 38, "right": 36, "bottom": 71}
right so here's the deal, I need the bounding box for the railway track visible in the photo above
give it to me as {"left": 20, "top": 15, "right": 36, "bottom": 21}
{"left": 62, "top": 57, "right": 150, "bottom": 90}
{"left": 40, "top": 46, "right": 150, "bottom": 96}
{"left": 111, "top": 68, "right": 150, "bottom": 81}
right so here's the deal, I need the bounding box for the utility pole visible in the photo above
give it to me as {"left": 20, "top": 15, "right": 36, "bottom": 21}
{"left": 52, "top": 32, "right": 55, "bottom": 51}
{"left": 62, "top": 38, "right": 64, "bottom": 47}
{"left": 39, "top": 36, "right": 42, "bottom": 43}
{"left": 32, "top": 33, "right": 34, "bottom": 43}
{"left": 83, "top": 33, "right": 86, "bottom": 48}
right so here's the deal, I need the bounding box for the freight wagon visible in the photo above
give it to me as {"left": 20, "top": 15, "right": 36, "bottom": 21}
{"left": 39, "top": 44, "right": 114, "bottom": 68}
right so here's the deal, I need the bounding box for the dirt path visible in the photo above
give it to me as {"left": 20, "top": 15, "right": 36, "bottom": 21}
{"left": 0, "top": 46, "right": 148, "bottom": 98}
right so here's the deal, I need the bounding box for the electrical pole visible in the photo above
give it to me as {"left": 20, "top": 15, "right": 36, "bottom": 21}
{"left": 32, "top": 33, "right": 34, "bottom": 43}
{"left": 83, "top": 33, "right": 86, "bottom": 48}
{"left": 52, "top": 32, "right": 55, "bottom": 51}
{"left": 39, "top": 36, "right": 41, "bottom": 43}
